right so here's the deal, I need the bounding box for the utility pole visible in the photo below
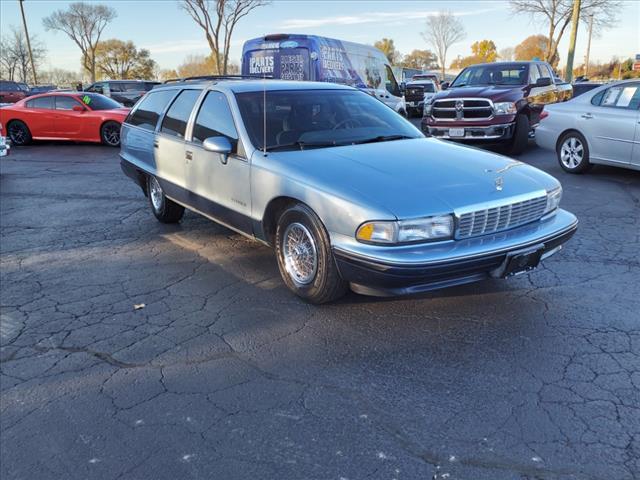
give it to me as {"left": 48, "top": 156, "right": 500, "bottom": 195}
{"left": 19, "top": 0, "right": 38, "bottom": 85}
{"left": 584, "top": 14, "right": 594, "bottom": 78}
{"left": 565, "top": 0, "right": 581, "bottom": 83}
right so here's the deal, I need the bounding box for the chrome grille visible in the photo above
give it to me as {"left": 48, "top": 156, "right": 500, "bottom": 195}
{"left": 456, "top": 195, "right": 548, "bottom": 239}
{"left": 432, "top": 98, "right": 493, "bottom": 121}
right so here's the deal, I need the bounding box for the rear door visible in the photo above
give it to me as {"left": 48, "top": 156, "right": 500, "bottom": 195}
{"left": 155, "top": 89, "right": 202, "bottom": 191}
{"left": 581, "top": 83, "right": 639, "bottom": 165}
{"left": 52, "top": 95, "right": 85, "bottom": 137}
{"left": 186, "top": 90, "right": 251, "bottom": 233}
{"left": 121, "top": 89, "right": 177, "bottom": 171}
{"left": 246, "top": 47, "right": 311, "bottom": 81}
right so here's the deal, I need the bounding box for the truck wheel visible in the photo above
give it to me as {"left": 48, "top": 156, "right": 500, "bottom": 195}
{"left": 557, "top": 131, "right": 592, "bottom": 174}
{"left": 506, "top": 114, "right": 530, "bottom": 155}
{"left": 7, "top": 120, "right": 32, "bottom": 146}
{"left": 147, "top": 175, "right": 185, "bottom": 223}
{"left": 275, "top": 203, "right": 348, "bottom": 304}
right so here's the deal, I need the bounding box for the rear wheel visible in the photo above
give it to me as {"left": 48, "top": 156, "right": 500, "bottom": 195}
{"left": 101, "top": 121, "right": 121, "bottom": 147}
{"left": 147, "top": 175, "right": 185, "bottom": 223}
{"left": 275, "top": 204, "right": 348, "bottom": 304}
{"left": 7, "top": 120, "right": 31, "bottom": 146}
{"left": 557, "top": 131, "right": 592, "bottom": 173}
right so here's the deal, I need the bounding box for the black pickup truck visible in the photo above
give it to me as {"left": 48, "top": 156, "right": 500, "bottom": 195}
{"left": 421, "top": 61, "right": 572, "bottom": 154}
{"left": 404, "top": 78, "right": 438, "bottom": 117}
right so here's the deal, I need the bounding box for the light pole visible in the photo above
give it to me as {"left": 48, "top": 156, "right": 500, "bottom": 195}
{"left": 18, "top": 0, "right": 38, "bottom": 84}
{"left": 584, "top": 14, "right": 594, "bottom": 78}
{"left": 565, "top": 0, "right": 581, "bottom": 83}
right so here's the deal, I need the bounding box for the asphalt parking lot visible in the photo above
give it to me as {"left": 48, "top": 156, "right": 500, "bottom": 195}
{"left": 1, "top": 138, "right": 639, "bottom": 480}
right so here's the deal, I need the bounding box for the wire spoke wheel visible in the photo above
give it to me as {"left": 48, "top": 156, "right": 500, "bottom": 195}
{"left": 149, "top": 176, "right": 164, "bottom": 211}
{"left": 282, "top": 222, "right": 318, "bottom": 286}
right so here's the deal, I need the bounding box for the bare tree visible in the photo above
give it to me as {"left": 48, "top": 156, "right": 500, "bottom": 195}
{"left": 180, "top": 0, "right": 269, "bottom": 75}
{"left": 422, "top": 11, "right": 466, "bottom": 82}
{"left": 43, "top": 2, "right": 116, "bottom": 83}
{"left": 0, "top": 27, "right": 46, "bottom": 83}
{"left": 509, "top": 0, "right": 620, "bottom": 64}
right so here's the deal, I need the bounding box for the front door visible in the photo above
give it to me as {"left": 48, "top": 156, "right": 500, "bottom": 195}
{"left": 52, "top": 95, "right": 85, "bottom": 137}
{"left": 186, "top": 90, "right": 251, "bottom": 233}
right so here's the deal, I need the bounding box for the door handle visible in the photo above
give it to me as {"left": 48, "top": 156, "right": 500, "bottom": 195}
{"left": 581, "top": 113, "right": 593, "bottom": 119}
{"left": 185, "top": 150, "right": 193, "bottom": 161}
{"left": 153, "top": 140, "right": 159, "bottom": 148}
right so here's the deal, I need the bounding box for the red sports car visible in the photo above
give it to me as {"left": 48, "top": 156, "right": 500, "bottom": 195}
{"left": 0, "top": 92, "right": 130, "bottom": 147}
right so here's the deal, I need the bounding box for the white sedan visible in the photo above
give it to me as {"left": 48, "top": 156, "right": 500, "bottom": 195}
{"left": 536, "top": 80, "right": 640, "bottom": 173}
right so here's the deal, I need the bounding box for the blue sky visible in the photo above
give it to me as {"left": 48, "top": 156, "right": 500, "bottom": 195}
{"left": 1, "top": 0, "right": 638, "bottom": 73}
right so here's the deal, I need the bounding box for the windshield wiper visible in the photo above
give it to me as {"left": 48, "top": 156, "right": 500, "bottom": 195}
{"left": 352, "top": 134, "right": 415, "bottom": 145}
{"left": 264, "top": 140, "right": 338, "bottom": 152}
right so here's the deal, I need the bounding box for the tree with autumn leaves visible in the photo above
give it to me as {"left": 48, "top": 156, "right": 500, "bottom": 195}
{"left": 450, "top": 40, "right": 498, "bottom": 69}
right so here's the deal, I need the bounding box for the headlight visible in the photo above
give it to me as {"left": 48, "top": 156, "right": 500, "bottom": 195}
{"left": 356, "top": 215, "right": 454, "bottom": 244}
{"left": 544, "top": 186, "right": 562, "bottom": 214}
{"left": 493, "top": 102, "right": 517, "bottom": 115}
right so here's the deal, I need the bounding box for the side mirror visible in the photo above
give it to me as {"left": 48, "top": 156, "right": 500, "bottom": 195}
{"left": 203, "top": 136, "right": 232, "bottom": 164}
{"left": 72, "top": 105, "right": 85, "bottom": 112}
{"left": 535, "top": 77, "right": 552, "bottom": 87}
{"left": 441, "top": 81, "right": 449, "bottom": 90}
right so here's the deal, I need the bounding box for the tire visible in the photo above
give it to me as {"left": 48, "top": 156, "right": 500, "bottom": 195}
{"left": 506, "top": 114, "right": 529, "bottom": 155}
{"left": 147, "top": 175, "right": 185, "bottom": 223}
{"left": 557, "top": 131, "right": 592, "bottom": 174}
{"left": 101, "top": 121, "right": 121, "bottom": 147}
{"left": 7, "top": 120, "right": 32, "bottom": 146}
{"left": 275, "top": 204, "right": 348, "bottom": 304}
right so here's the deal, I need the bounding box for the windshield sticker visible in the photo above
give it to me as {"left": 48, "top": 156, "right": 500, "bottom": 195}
{"left": 82, "top": 95, "right": 91, "bottom": 105}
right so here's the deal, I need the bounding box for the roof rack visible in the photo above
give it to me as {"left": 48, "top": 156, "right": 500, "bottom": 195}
{"left": 163, "top": 74, "right": 273, "bottom": 84}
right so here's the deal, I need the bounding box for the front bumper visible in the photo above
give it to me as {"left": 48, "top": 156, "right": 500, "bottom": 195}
{"left": 422, "top": 121, "right": 516, "bottom": 141}
{"left": 332, "top": 209, "right": 578, "bottom": 296}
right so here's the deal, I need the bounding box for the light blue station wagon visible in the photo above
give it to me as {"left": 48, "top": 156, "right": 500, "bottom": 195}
{"left": 120, "top": 78, "right": 577, "bottom": 303}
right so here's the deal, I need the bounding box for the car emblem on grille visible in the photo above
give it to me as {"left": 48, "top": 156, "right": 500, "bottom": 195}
{"left": 455, "top": 100, "right": 464, "bottom": 111}
{"left": 495, "top": 176, "right": 504, "bottom": 191}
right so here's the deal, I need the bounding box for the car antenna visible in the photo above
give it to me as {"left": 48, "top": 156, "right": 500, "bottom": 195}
{"left": 262, "top": 70, "right": 267, "bottom": 156}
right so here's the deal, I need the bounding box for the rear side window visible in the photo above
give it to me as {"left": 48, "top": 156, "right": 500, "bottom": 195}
{"left": 127, "top": 90, "right": 176, "bottom": 131}
{"left": 192, "top": 91, "right": 238, "bottom": 144}
{"left": 160, "top": 89, "right": 202, "bottom": 138}
{"left": 593, "top": 83, "right": 640, "bottom": 109}
{"left": 27, "top": 96, "right": 54, "bottom": 109}
{"left": 55, "top": 96, "right": 81, "bottom": 110}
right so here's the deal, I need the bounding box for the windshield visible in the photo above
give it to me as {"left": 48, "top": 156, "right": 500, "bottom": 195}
{"left": 422, "top": 83, "right": 436, "bottom": 93}
{"left": 451, "top": 64, "right": 529, "bottom": 87}
{"left": 78, "top": 93, "right": 122, "bottom": 110}
{"left": 235, "top": 89, "right": 422, "bottom": 151}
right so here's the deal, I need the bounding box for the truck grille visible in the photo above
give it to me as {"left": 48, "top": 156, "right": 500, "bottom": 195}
{"left": 456, "top": 194, "right": 548, "bottom": 239}
{"left": 405, "top": 87, "right": 424, "bottom": 101}
{"left": 432, "top": 98, "right": 493, "bottom": 121}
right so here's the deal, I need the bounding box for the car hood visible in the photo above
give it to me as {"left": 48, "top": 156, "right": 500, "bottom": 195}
{"left": 270, "top": 138, "right": 558, "bottom": 219}
{"left": 435, "top": 85, "right": 525, "bottom": 103}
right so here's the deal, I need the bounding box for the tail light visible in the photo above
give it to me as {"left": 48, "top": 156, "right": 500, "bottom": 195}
{"left": 540, "top": 111, "right": 549, "bottom": 120}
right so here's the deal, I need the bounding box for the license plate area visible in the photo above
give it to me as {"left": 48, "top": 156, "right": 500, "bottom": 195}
{"left": 491, "top": 244, "right": 544, "bottom": 278}
{"left": 448, "top": 128, "right": 465, "bottom": 138}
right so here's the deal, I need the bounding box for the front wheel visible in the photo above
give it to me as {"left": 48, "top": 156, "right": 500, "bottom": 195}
{"left": 506, "top": 114, "right": 530, "bottom": 155}
{"left": 101, "top": 121, "right": 121, "bottom": 147}
{"left": 557, "top": 131, "right": 592, "bottom": 173}
{"left": 7, "top": 120, "right": 32, "bottom": 146}
{"left": 147, "top": 175, "right": 185, "bottom": 223}
{"left": 275, "top": 204, "right": 348, "bottom": 304}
